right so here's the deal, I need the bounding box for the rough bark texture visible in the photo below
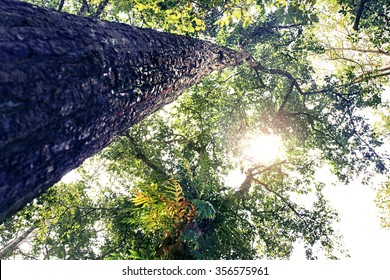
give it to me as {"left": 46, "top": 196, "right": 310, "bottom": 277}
{"left": 0, "top": 0, "right": 249, "bottom": 223}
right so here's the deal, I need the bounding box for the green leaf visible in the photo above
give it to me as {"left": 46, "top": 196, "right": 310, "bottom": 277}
{"left": 192, "top": 199, "right": 216, "bottom": 220}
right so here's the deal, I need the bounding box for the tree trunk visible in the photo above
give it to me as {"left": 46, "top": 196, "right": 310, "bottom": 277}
{"left": 0, "top": 0, "right": 249, "bottom": 223}
{"left": 0, "top": 224, "right": 37, "bottom": 258}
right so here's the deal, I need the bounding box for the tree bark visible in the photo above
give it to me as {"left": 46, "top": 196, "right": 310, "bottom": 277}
{"left": 0, "top": 0, "right": 249, "bottom": 223}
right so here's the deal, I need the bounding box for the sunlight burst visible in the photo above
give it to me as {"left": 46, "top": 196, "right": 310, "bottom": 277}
{"left": 242, "top": 134, "right": 282, "bottom": 164}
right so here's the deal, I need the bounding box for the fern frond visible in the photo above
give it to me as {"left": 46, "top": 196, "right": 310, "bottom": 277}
{"left": 192, "top": 199, "right": 216, "bottom": 220}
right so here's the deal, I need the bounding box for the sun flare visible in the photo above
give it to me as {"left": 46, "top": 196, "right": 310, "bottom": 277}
{"left": 242, "top": 134, "right": 282, "bottom": 164}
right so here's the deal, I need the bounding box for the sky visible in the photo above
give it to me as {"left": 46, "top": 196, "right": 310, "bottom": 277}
{"left": 291, "top": 167, "right": 390, "bottom": 259}
{"left": 323, "top": 173, "right": 390, "bottom": 259}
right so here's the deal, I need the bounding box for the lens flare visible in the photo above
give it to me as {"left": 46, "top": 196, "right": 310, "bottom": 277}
{"left": 242, "top": 134, "right": 282, "bottom": 163}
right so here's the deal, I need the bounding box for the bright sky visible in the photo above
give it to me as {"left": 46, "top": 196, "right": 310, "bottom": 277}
{"left": 291, "top": 167, "right": 390, "bottom": 259}
{"left": 324, "top": 173, "right": 390, "bottom": 259}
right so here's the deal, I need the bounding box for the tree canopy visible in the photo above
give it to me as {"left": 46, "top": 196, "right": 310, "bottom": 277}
{"left": 0, "top": 0, "right": 389, "bottom": 260}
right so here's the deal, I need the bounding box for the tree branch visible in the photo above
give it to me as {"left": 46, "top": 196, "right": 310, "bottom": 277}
{"left": 251, "top": 177, "right": 309, "bottom": 227}
{"left": 57, "top": 0, "right": 65, "bottom": 11}
{"left": 245, "top": 53, "right": 389, "bottom": 100}
{"left": 125, "top": 132, "right": 169, "bottom": 180}
{"left": 353, "top": 0, "right": 370, "bottom": 30}
{"left": 94, "top": 0, "right": 110, "bottom": 19}
{"left": 247, "top": 58, "right": 305, "bottom": 95}
{"left": 328, "top": 50, "right": 367, "bottom": 73}
{"left": 328, "top": 47, "right": 390, "bottom": 57}
{"left": 249, "top": 160, "right": 288, "bottom": 177}
{"left": 278, "top": 82, "right": 295, "bottom": 114}
{"left": 78, "top": 0, "right": 90, "bottom": 16}
{"left": 0, "top": 225, "right": 37, "bottom": 258}
{"left": 353, "top": 67, "right": 390, "bottom": 83}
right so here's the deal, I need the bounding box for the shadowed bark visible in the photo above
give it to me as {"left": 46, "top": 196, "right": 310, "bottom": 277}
{"left": 0, "top": 0, "right": 249, "bottom": 223}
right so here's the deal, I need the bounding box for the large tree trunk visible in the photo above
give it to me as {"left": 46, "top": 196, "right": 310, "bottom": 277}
{"left": 0, "top": 0, "right": 248, "bottom": 223}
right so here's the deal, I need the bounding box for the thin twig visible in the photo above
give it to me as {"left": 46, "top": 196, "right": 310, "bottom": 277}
{"left": 57, "top": 0, "right": 65, "bottom": 11}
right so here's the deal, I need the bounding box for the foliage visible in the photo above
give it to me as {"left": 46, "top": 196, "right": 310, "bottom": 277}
{"left": 130, "top": 180, "right": 194, "bottom": 234}
{"left": 376, "top": 182, "right": 390, "bottom": 229}
{"left": 338, "top": 0, "right": 390, "bottom": 48}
